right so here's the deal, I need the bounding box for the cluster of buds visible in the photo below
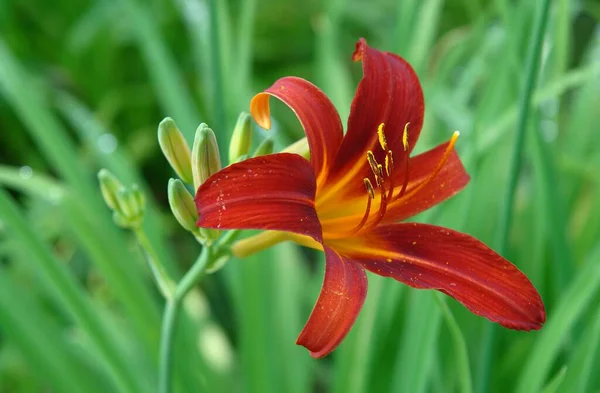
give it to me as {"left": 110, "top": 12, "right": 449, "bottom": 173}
{"left": 159, "top": 118, "right": 220, "bottom": 245}
{"left": 158, "top": 113, "right": 273, "bottom": 247}
{"left": 98, "top": 169, "right": 146, "bottom": 229}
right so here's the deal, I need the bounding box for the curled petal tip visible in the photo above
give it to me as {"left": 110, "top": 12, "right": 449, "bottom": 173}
{"left": 352, "top": 38, "right": 367, "bottom": 62}
{"left": 249, "top": 93, "right": 272, "bottom": 130}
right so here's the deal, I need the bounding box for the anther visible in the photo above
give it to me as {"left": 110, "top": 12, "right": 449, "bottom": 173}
{"left": 385, "top": 150, "right": 394, "bottom": 177}
{"left": 402, "top": 123, "right": 410, "bottom": 151}
{"left": 363, "top": 178, "right": 375, "bottom": 199}
{"left": 376, "top": 164, "right": 384, "bottom": 181}
{"left": 377, "top": 123, "right": 388, "bottom": 151}
{"left": 367, "top": 151, "right": 380, "bottom": 177}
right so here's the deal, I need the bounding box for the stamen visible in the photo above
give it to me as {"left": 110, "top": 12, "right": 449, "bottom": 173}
{"left": 366, "top": 151, "right": 379, "bottom": 178}
{"left": 327, "top": 179, "right": 374, "bottom": 238}
{"left": 385, "top": 150, "right": 396, "bottom": 199}
{"left": 363, "top": 179, "right": 388, "bottom": 231}
{"left": 384, "top": 150, "right": 394, "bottom": 177}
{"left": 399, "top": 131, "right": 460, "bottom": 201}
{"left": 364, "top": 178, "right": 375, "bottom": 199}
{"left": 397, "top": 150, "right": 410, "bottom": 198}
{"left": 376, "top": 164, "right": 384, "bottom": 184}
{"left": 402, "top": 123, "right": 410, "bottom": 151}
{"left": 377, "top": 123, "right": 388, "bottom": 151}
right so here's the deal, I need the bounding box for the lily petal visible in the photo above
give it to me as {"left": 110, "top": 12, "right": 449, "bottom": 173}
{"left": 325, "top": 38, "right": 424, "bottom": 196}
{"left": 195, "top": 153, "right": 322, "bottom": 241}
{"left": 297, "top": 246, "right": 368, "bottom": 358}
{"left": 336, "top": 223, "right": 545, "bottom": 330}
{"left": 250, "top": 77, "right": 344, "bottom": 179}
{"left": 384, "top": 141, "right": 470, "bottom": 222}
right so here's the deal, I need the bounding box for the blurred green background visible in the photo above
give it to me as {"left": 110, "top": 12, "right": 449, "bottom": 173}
{"left": 1, "top": 0, "right": 600, "bottom": 392}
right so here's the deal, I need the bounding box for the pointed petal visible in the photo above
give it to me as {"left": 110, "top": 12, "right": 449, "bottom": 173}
{"left": 250, "top": 77, "right": 343, "bottom": 178}
{"left": 297, "top": 246, "right": 368, "bottom": 358}
{"left": 337, "top": 223, "right": 545, "bottom": 330}
{"left": 325, "top": 38, "right": 424, "bottom": 194}
{"left": 195, "top": 153, "right": 322, "bottom": 241}
{"left": 384, "top": 141, "right": 470, "bottom": 222}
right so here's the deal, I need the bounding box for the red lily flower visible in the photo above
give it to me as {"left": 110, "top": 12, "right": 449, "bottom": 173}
{"left": 195, "top": 38, "right": 545, "bottom": 358}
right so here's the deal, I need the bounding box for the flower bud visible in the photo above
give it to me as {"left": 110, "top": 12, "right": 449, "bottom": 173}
{"left": 158, "top": 117, "right": 194, "bottom": 184}
{"left": 191, "top": 123, "right": 221, "bottom": 189}
{"left": 130, "top": 184, "right": 146, "bottom": 215}
{"left": 168, "top": 178, "right": 198, "bottom": 232}
{"left": 229, "top": 112, "right": 252, "bottom": 163}
{"left": 117, "top": 188, "right": 144, "bottom": 220}
{"left": 98, "top": 169, "right": 123, "bottom": 211}
{"left": 282, "top": 137, "right": 310, "bottom": 160}
{"left": 253, "top": 138, "right": 274, "bottom": 157}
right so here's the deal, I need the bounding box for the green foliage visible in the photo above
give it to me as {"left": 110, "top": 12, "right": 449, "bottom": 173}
{"left": 1, "top": 0, "right": 599, "bottom": 392}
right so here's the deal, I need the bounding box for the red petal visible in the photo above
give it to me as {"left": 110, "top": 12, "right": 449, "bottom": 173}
{"left": 325, "top": 38, "right": 424, "bottom": 195}
{"left": 383, "top": 141, "right": 470, "bottom": 222}
{"left": 337, "top": 223, "right": 545, "bottom": 330}
{"left": 250, "top": 77, "right": 343, "bottom": 179}
{"left": 296, "top": 246, "right": 368, "bottom": 358}
{"left": 195, "top": 153, "right": 322, "bottom": 242}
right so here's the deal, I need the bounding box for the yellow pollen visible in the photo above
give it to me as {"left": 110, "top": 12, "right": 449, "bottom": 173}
{"left": 376, "top": 164, "right": 384, "bottom": 181}
{"left": 377, "top": 123, "right": 388, "bottom": 151}
{"left": 402, "top": 122, "right": 410, "bottom": 151}
{"left": 363, "top": 178, "right": 375, "bottom": 199}
{"left": 366, "top": 150, "right": 379, "bottom": 178}
{"left": 385, "top": 150, "right": 394, "bottom": 177}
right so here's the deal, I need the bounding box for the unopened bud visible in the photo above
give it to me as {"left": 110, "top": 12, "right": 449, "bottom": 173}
{"left": 168, "top": 178, "right": 198, "bottom": 232}
{"left": 130, "top": 184, "right": 146, "bottom": 215}
{"left": 253, "top": 138, "right": 274, "bottom": 157}
{"left": 158, "top": 118, "right": 194, "bottom": 184}
{"left": 98, "top": 169, "right": 123, "bottom": 211}
{"left": 191, "top": 123, "right": 221, "bottom": 189}
{"left": 229, "top": 112, "right": 252, "bottom": 163}
{"left": 282, "top": 137, "right": 310, "bottom": 160}
{"left": 117, "top": 188, "right": 144, "bottom": 220}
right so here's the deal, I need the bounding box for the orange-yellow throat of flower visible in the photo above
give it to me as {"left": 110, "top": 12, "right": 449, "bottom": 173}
{"left": 231, "top": 126, "right": 460, "bottom": 259}
{"left": 318, "top": 124, "right": 460, "bottom": 241}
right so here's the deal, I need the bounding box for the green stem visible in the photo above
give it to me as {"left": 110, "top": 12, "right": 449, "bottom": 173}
{"left": 158, "top": 245, "right": 228, "bottom": 393}
{"left": 134, "top": 228, "right": 176, "bottom": 299}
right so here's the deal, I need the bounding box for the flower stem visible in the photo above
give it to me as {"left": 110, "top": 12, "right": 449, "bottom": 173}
{"left": 158, "top": 244, "right": 228, "bottom": 393}
{"left": 134, "top": 228, "right": 175, "bottom": 299}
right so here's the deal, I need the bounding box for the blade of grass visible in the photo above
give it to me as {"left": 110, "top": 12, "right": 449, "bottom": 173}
{"left": 0, "top": 189, "right": 146, "bottom": 393}
{"left": 53, "top": 90, "right": 176, "bottom": 273}
{"left": 435, "top": 294, "right": 473, "bottom": 393}
{"left": 515, "top": 244, "right": 600, "bottom": 393}
{"left": 331, "top": 275, "right": 384, "bottom": 393}
{"left": 495, "top": 0, "right": 550, "bottom": 252}
{"left": 541, "top": 367, "right": 568, "bottom": 393}
{"left": 116, "top": 0, "right": 200, "bottom": 137}
{"left": 390, "top": 291, "right": 442, "bottom": 393}
{"left": 557, "top": 307, "right": 600, "bottom": 393}
{"left": 477, "top": 2, "right": 550, "bottom": 392}
{"left": 270, "top": 243, "right": 313, "bottom": 393}
{"left": 0, "top": 41, "right": 160, "bottom": 347}
{"left": 0, "top": 272, "right": 108, "bottom": 393}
